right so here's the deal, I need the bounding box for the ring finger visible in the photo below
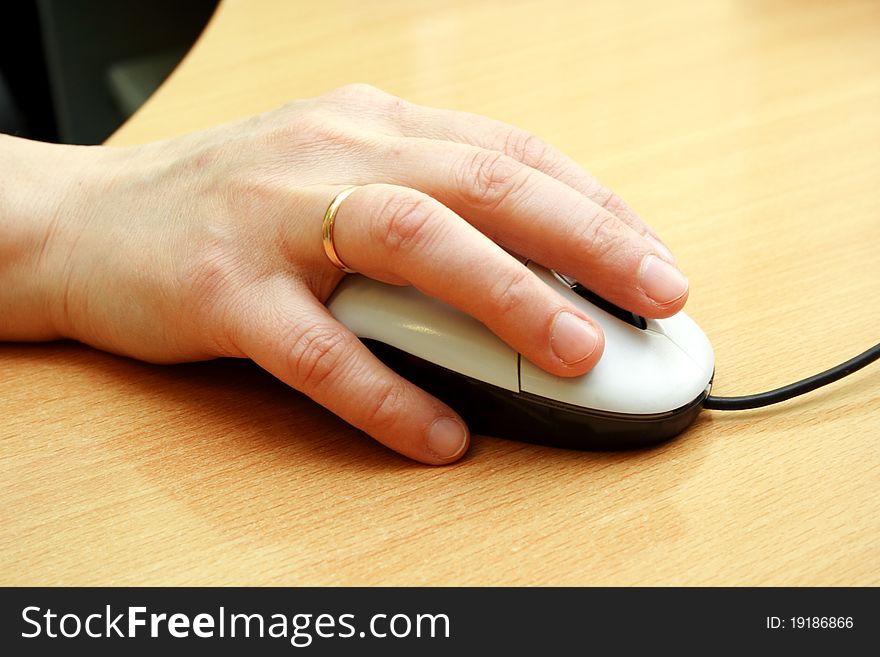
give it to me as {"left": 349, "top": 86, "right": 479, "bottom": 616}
{"left": 299, "top": 183, "right": 605, "bottom": 377}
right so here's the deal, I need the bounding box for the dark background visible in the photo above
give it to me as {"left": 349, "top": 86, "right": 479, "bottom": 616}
{"left": 0, "top": 0, "right": 217, "bottom": 144}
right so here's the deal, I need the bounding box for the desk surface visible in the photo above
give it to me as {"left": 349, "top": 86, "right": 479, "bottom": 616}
{"left": 2, "top": 0, "right": 879, "bottom": 585}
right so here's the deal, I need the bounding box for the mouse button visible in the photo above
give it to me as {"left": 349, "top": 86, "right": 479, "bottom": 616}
{"left": 547, "top": 268, "right": 647, "bottom": 330}
{"left": 652, "top": 312, "right": 715, "bottom": 378}
{"left": 520, "top": 330, "right": 708, "bottom": 414}
{"left": 327, "top": 275, "right": 520, "bottom": 392}
{"left": 554, "top": 272, "right": 578, "bottom": 287}
{"left": 571, "top": 283, "right": 648, "bottom": 330}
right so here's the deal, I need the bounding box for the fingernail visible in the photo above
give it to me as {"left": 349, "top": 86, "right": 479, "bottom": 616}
{"left": 639, "top": 255, "right": 689, "bottom": 305}
{"left": 646, "top": 235, "right": 676, "bottom": 263}
{"left": 427, "top": 417, "right": 468, "bottom": 460}
{"left": 550, "top": 311, "right": 600, "bottom": 365}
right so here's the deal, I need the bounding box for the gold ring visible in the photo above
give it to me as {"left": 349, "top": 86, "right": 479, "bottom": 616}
{"left": 322, "top": 185, "right": 359, "bottom": 274}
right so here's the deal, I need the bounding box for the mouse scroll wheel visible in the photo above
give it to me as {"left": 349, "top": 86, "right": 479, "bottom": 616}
{"left": 552, "top": 271, "right": 648, "bottom": 330}
{"left": 555, "top": 273, "right": 579, "bottom": 287}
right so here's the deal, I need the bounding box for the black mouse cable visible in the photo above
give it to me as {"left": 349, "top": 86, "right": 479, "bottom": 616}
{"left": 703, "top": 341, "right": 880, "bottom": 411}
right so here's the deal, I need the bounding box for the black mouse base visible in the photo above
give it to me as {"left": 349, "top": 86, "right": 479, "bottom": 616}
{"left": 364, "top": 340, "right": 709, "bottom": 451}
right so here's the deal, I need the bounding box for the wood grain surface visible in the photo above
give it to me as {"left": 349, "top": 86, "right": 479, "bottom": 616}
{"left": 2, "top": 0, "right": 878, "bottom": 585}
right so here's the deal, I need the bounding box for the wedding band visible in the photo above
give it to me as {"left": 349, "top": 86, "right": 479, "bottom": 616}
{"left": 322, "top": 185, "right": 359, "bottom": 274}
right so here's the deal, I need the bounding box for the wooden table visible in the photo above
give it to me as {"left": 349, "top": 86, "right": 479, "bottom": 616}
{"left": 2, "top": 0, "right": 878, "bottom": 585}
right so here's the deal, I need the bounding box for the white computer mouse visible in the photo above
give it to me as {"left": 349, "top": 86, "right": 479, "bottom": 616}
{"left": 326, "top": 261, "right": 714, "bottom": 449}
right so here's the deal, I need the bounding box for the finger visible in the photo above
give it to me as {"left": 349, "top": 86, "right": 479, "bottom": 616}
{"left": 394, "top": 104, "right": 675, "bottom": 259}
{"left": 377, "top": 139, "right": 689, "bottom": 318}
{"left": 300, "top": 183, "right": 605, "bottom": 377}
{"left": 232, "top": 277, "right": 470, "bottom": 465}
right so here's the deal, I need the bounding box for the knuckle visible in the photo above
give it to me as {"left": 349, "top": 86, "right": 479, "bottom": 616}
{"left": 574, "top": 204, "right": 621, "bottom": 260}
{"left": 221, "top": 174, "right": 281, "bottom": 220}
{"left": 602, "top": 192, "right": 625, "bottom": 216}
{"left": 362, "top": 380, "right": 407, "bottom": 431}
{"left": 327, "top": 83, "right": 403, "bottom": 112}
{"left": 591, "top": 183, "right": 626, "bottom": 216}
{"left": 288, "top": 108, "right": 328, "bottom": 135}
{"left": 487, "top": 266, "right": 533, "bottom": 317}
{"left": 374, "top": 191, "right": 443, "bottom": 257}
{"left": 328, "top": 83, "right": 410, "bottom": 123}
{"left": 286, "top": 323, "right": 349, "bottom": 391}
{"left": 285, "top": 110, "right": 364, "bottom": 152}
{"left": 457, "top": 149, "right": 528, "bottom": 212}
{"left": 502, "top": 128, "right": 553, "bottom": 170}
{"left": 332, "top": 82, "right": 387, "bottom": 101}
{"left": 279, "top": 98, "right": 307, "bottom": 116}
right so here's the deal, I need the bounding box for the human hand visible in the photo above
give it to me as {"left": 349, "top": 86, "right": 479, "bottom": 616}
{"left": 7, "top": 84, "right": 689, "bottom": 464}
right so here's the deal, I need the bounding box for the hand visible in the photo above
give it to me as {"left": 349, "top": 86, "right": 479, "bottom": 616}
{"left": 4, "top": 84, "right": 688, "bottom": 464}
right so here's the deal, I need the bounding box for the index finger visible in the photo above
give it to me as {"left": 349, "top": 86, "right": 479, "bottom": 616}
{"left": 395, "top": 104, "right": 674, "bottom": 259}
{"left": 379, "top": 138, "right": 689, "bottom": 319}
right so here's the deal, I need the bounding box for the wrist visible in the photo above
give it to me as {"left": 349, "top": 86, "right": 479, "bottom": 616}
{"left": 0, "top": 134, "right": 106, "bottom": 340}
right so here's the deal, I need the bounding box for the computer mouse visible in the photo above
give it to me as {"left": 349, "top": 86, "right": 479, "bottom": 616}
{"left": 326, "top": 261, "right": 714, "bottom": 449}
